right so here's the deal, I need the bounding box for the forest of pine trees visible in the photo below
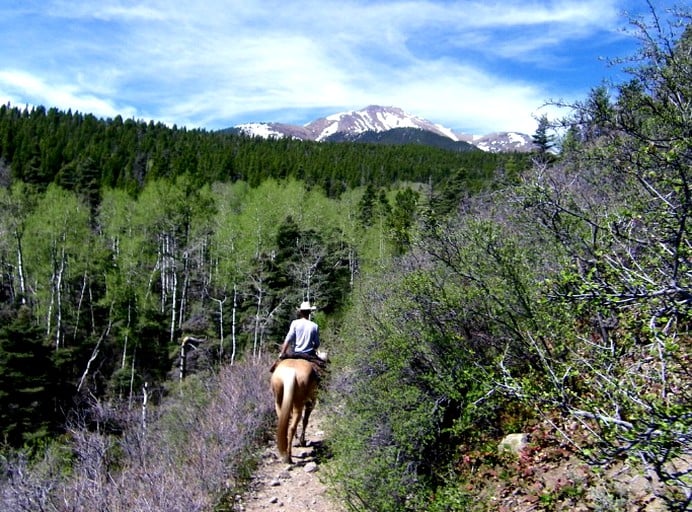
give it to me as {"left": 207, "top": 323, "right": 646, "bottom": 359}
{"left": 0, "top": 104, "right": 522, "bottom": 198}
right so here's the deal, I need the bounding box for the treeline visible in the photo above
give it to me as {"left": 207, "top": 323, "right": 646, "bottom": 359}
{"left": 0, "top": 104, "right": 528, "bottom": 201}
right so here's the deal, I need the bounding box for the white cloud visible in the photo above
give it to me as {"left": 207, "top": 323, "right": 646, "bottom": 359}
{"left": 471, "top": 0, "right": 620, "bottom": 27}
{"left": 0, "top": 0, "right": 642, "bottom": 133}
{"left": 352, "top": 61, "right": 550, "bottom": 134}
{"left": 46, "top": 0, "right": 169, "bottom": 21}
{"left": 0, "top": 70, "right": 136, "bottom": 119}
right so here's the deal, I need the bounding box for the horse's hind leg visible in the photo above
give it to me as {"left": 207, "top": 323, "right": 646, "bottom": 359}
{"left": 287, "top": 405, "right": 303, "bottom": 458}
{"left": 298, "top": 399, "right": 314, "bottom": 447}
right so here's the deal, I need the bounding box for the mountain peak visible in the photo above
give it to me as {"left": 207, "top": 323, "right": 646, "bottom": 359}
{"left": 232, "top": 106, "right": 534, "bottom": 153}
{"left": 306, "top": 105, "right": 459, "bottom": 142}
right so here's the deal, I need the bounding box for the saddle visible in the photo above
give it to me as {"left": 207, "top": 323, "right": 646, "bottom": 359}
{"left": 269, "top": 352, "right": 328, "bottom": 382}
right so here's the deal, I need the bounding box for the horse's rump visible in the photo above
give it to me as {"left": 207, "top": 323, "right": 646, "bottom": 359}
{"left": 271, "top": 359, "right": 318, "bottom": 463}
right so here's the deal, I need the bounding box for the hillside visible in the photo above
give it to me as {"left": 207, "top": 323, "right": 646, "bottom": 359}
{"left": 324, "top": 126, "right": 477, "bottom": 152}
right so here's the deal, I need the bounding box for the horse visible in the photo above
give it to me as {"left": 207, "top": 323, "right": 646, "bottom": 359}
{"left": 270, "top": 358, "right": 319, "bottom": 464}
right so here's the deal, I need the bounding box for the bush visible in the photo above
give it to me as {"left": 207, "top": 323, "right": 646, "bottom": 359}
{"left": 0, "top": 354, "right": 275, "bottom": 511}
{"left": 324, "top": 253, "right": 528, "bottom": 510}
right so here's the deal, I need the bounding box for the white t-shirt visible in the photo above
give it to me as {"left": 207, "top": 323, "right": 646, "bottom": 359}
{"left": 285, "top": 317, "right": 319, "bottom": 355}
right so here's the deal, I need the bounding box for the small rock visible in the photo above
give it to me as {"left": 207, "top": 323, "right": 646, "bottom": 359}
{"left": 270, "top": 478, "right": 281, "bottom": 486}
{"left": 304, "top": 461, "right": 318, "bottom": 473}
{"left": 498, "top": 433, "right": 529, "bottom": 456}
{"left": 268, "top": 496, "right": 279, "bottom": 504}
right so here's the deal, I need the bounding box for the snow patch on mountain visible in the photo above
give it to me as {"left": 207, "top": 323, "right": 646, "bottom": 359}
{"left": 473, "top": 132, "right": 533, "bottom": 152}
{"left": 232, "top": 106, "right": 534, "bottom": 153}
{"left": 236, "top": 123, "right": 285, "bottom": 139}
{"left": 236, "top": 122, "right": 311, "bottom": 140}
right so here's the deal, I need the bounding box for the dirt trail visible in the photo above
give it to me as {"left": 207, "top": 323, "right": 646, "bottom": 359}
{"left": 233, "top": 408, "right": 345, "bottom": 512}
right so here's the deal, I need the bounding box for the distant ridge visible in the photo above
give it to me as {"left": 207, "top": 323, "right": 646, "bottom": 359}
{"left": 231, "top": 105, "right": 534, "bottom": 153}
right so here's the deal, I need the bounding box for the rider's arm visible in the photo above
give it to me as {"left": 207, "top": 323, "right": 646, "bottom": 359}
{"left": 280, "top": 321, "right": 296, "bottom": 356}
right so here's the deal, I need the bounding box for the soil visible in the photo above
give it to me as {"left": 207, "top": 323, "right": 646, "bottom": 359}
{"left": 233, "top": 408, "right": 345, "bottom": 512}
{"left": 231, "top": 408, "right": 678, "bottom": 511}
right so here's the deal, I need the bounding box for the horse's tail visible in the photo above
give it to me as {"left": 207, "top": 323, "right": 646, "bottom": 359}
{"left": 275, "top": 367, "right": 296, "bottom": 458}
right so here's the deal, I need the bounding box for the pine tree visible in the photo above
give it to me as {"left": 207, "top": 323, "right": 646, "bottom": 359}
{"left": 387, "top": 187, "right": 419, "bottom": 255}
{"left": 357, "top": 184, "right": 377, "bottom": 227}
{"left": 0, "top": 305, "right": 57, "bottom": 446}
{"left": 531, "top": 114, "right": 555, "bottom": 162}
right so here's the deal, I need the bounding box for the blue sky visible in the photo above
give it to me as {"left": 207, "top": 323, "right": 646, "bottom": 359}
{"left": 0, "top": 1, "right": 678, "bottom": 135}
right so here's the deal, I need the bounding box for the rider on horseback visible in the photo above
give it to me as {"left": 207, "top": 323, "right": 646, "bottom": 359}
{"left": 280, "top": 301, "right": 319, "bottom": 359}
{"left": 271, "top": 301, "right": 327, "bottom": 463}
{"left": 274, "top": 301, "right": 327, "bottom": 379}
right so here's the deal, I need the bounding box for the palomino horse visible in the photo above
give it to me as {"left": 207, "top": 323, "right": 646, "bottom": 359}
{"left": 270, "top": 358, "right": 319, "bottom": 464}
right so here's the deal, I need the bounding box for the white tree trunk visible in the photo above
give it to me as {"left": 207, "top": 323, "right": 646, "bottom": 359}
{"left": 169, "top": 265, "right": 177, "bottom": 346}
{"left": 141, "top": 382, "right": 148, "bottom": 431}
{"left": 258, "top": 300, "right": 284, "bottom": 360}
{"left": 179, "top": 250, "right": 189, "bottom": 329}
{"left": 73, "top": 270, "right": 88, "bottom": 339}
{"left": 179, "top": 339, "right": 186, "bottom": 382}
{"left": 349, "top": 246, "right": 356, "bottom": 288}
{"left": 15, "top": 230, "right": 26, "bottom": 304}
{"left": 77, "top": 311, "right": 112, "bottom": 392}
{"left": 159, "top": 234, "right": 168, "bottom": 313}
{"left": 46, "top": 246, "right": 55, "bottom": 339}
{"left": 253, "top": 278, "right": 263, "bottom": 360}
{"left": 218, "top": 296, "right": 225, "bottom": 357}
{"left": 231, "top": 283, "right": 238, "bottom": 365}
{"left": 88, "top": 279, "right": 95, "bottom": 335}
{"left": 54, "top": 241, "right": 66, "bottom": 349}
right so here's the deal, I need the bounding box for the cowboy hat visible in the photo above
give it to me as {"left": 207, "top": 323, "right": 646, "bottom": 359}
{"left": 298, "top": 301, "right": 317, "bottom": 311}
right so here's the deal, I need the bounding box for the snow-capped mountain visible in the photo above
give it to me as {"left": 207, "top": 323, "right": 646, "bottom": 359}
{"left": 304, "top": 105, "right": 459, "bottom": 142}
{"left": 233, "top": 121, "right": 312, "bottom": 140}
{"left": 458, "top": 132, "right": 534, "bottom": 153}
{"left": 233, "top": 105, "right": 533, "bottom": 153}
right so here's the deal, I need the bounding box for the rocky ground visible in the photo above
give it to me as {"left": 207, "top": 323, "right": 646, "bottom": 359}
{"left": 232, "top": 409, "right": 344, "bottom": 512}
{"left": 231, "top": 407, "right": 679, "bottom": 512}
